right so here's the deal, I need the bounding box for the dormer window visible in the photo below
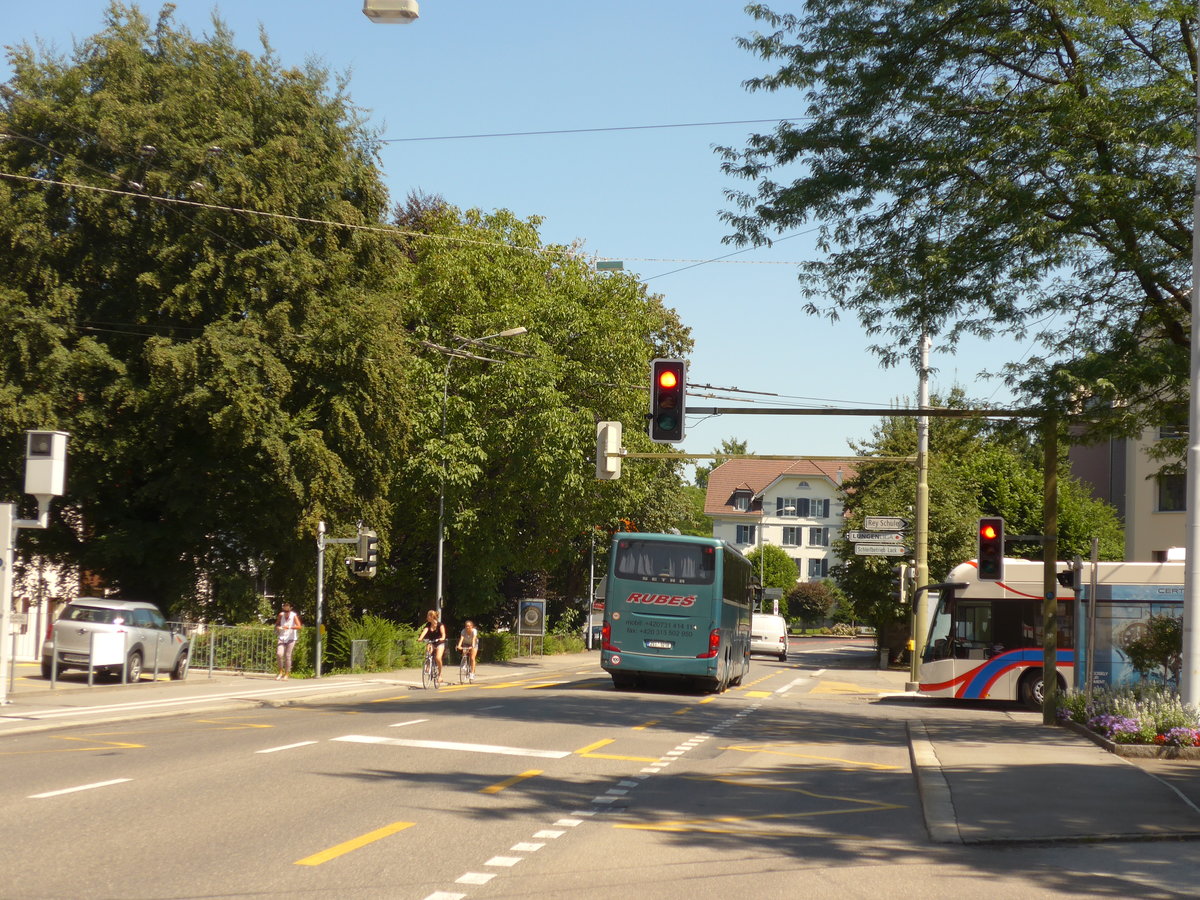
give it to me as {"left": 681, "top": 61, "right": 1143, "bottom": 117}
{"left": 733, "top": 491, "right": 750, "bottom": 511}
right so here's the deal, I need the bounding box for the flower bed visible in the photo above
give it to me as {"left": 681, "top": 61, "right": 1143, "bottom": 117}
{"left": 1057, "top": 684, "right": 1200, "bottom": 759}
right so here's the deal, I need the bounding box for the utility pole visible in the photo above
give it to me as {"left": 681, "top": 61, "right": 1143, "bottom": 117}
{"left": 1182, "top": 39, "right": 1200, "bottom": 707}
{"left": 910, "top": 334, "right": 931, "bottom": 688}
{"left": 1041, "top": 412, "right": 1059, "bottom": 725}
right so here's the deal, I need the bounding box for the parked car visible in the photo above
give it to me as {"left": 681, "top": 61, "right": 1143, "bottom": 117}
{"left": 749, "top": 613, "right": 789, "bottom": 661}
{"left": 41, "top": 598, "right": 190, "bottom": 681}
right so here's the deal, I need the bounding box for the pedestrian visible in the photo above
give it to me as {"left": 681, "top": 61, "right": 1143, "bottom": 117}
{"left": 456, "top": 619, "right": 479, "bottom": 682}
{"left": 275, "top": 601, "right": 302, "bottom": 680}
{"left": 417, "top": 609, "right": 446, "bottom": 682}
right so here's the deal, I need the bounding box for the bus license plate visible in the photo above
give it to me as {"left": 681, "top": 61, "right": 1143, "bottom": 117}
{"left": 645, "top": 640, "right": 673, "bottom": 649}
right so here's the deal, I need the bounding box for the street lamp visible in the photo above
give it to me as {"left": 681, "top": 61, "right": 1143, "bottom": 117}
{"left": 363, "top": 0, "right": 419, "bottom": 24}
{"left": 758, "top": 501, "right": 795, "bottom": 611}
{"left": 434, "top": 327, "right": 528, "bottom": 617}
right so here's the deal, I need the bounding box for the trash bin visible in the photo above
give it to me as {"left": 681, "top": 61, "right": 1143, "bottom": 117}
{"left": 879, "top": 649, "right": 889, "bottom": 669}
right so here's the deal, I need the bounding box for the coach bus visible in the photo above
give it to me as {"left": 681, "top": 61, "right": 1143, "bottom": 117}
{"left": 600, "top": 532, "right": 753, "bottom": 692}
{"left": 919, "top": 558, "right": 1184, "bottom": 705}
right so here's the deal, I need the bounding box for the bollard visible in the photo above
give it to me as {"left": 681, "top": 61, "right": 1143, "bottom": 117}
{"left": 879, "top": 649, "right": 889, "bottom": 670}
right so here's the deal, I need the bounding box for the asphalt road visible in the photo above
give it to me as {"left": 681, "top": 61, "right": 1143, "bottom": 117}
{"left": 2, "top": 639, "right": 1196, "bottom": 900}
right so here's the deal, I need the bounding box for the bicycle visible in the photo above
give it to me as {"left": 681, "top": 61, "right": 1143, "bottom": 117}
{"left": 421, "top": 640, "right": 442, "bottom": 690}
{"left": 458, "top": 650, "right": 473, "bottom": 685}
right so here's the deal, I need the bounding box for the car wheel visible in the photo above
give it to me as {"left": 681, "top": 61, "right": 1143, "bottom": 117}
{"left": 126, "top": 650, "right": 143, "bottom": 682}
{"left": 41, "top": 657, "right": 54, "bottom": 679}
{"left": 170, "top": 652, "right": 189, "bottom": 681}
{"left": 779, "top": 651, "right": 788, "bottom": 661}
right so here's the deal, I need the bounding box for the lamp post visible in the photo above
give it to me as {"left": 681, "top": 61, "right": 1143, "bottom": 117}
{"left": 434, "top": 326, "right": 528, "bottom": 617}
{"left": 758, "top": 502, "right": 796, "bottom": 611}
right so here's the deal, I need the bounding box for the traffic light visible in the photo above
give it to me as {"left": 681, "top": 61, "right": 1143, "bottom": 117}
{"left": 977, "top": 517, "right": 1004, "bottom": 582}
{"left": 356, "top": 529, "right": 379, "bottom": 579}
{"left": 890, "top": 563, "right": 912, "bottom": 604}
{"left": 648, "top": 358, "right": 686, "bottom": 443}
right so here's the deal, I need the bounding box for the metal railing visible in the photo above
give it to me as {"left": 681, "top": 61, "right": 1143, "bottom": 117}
{"left": 175, "top": 623, "right": 278, "bottom": 676}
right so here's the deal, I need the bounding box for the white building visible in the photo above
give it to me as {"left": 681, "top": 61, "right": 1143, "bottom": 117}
{"left": 704, "top": 457, "right": 856, "bottom": 581}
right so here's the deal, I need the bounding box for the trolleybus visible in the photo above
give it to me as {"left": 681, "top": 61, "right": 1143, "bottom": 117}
{"left": 919, "top": 558, "right": 1184, "bottom": 705}
{"left": 601, "top": 532, "right": 753, "bottom": 692}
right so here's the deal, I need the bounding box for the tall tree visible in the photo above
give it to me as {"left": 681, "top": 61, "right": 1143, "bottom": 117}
{"left": 720, "top": 2, "right": 1194, "bottom": 442}
{"left": 694, "top": 437, "right": 747, "bottom": 489}
{"left": 0, "top": 4, "right": 413, "bottom": 617}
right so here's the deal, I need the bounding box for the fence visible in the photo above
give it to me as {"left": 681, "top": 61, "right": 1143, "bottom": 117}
{"left": 177, "top": 623, "right": 281, "bottom": 676}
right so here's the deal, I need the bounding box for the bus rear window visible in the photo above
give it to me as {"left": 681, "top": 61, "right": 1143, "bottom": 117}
{"left": 614, "top": 539, "right": 715, "bottom": 585}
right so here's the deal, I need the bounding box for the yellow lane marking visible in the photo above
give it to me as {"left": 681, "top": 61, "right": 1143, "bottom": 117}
{"left": 294, "top": 821, "right": 415, "bottom": 866}
{"left": 631, "top": 720, "right": 659, "bottom": 730}
{"left": 523, "top": 681, "right": 567, "bottom": 689}
{"left": 480, "top": 769, "right": 542, "bottom": 794}
{"left": 0, "top": 736, "right": 146, "bottom": 756}
{"left": 717, "top": 744, "right": 899, "bottom": 770}
{"left": 575, "top": 739, "right": 614, "bottom": 755}
{"left": 810, "top": 680, "right": 874, "bottom": 695}
{"left": 743, "top": 691, "right": 772, "bottom": 698}
{"left": 574, "top": 738, "right": 658, "bottom": 762}
{"left": 193, "top": 718, "right": 274, "bottom": 730}
{"left": 698, "top": 696, "right": 716, "bottom": 704}
{"left": 368, "top": 695, "right": 410, "bottom": 703}
{"left": 671, "top": 707, "right": 692, "bottom": 715}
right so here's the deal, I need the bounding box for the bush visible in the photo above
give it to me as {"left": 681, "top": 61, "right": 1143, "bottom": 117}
{"left": 327, "top": 616, "right": 413, "bottom": 671}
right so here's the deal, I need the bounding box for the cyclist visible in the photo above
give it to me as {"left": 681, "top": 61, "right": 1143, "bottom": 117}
{"left": 417, "top": 609, "right": 446, "bottom": 683}
{"left": 456, "top": 619, "right": 479, "bottom": 682}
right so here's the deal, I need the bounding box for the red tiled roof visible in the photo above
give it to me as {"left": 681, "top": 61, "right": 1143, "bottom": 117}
{"left": 703, "top": 457, "right": 858, "bottom": 517}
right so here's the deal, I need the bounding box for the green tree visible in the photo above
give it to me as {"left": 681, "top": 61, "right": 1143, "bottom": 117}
{"left": 676, "top": 485, "right": 712, "bottom": 538}
{"left": 0, "top": 4, "right": 413, "bottom": 619}
{"left": 1120, "top": 614, "right": 1183, "bottom": 686}
{"left": 746, "top": 542, "right": 797, "bottom": 610}
{"left": 834, "top": 395, "right": 1123, "bottom": 638}
{"left": 786, "top": 580, "right": 838, "bottom": 628}
{"left": 720, "top": 2, "right": 1194, "bottom": 444}
{"left": 383, "top": 203, "right": 693, "bottom": 623}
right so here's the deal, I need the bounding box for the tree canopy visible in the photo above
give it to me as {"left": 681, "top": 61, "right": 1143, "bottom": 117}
{"left": 0, "top": 3, "right": 693, "bottom": 625}
{"left": 720, "top": 1, "right": 1195, "bottom": 443}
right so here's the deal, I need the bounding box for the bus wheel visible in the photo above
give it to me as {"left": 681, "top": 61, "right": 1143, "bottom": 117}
{"left": 611, "top": 674, "right": 635, "bottom": 691}
{"left": 1018, "top": 670, "right": 1065, "bottom": 709}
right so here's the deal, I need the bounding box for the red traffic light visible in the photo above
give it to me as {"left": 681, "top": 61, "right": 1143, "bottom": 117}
{"left": 657, "top": 369, "right": 679, "bottom": 390}
{"left": 649, "top": 358, "right": 686, "bottom": 443}
{"left": 980, "top": 523, "right": 998, "bottom": 540}
{"left": 977, "top": 516, "right": 1004, "bottom": 582}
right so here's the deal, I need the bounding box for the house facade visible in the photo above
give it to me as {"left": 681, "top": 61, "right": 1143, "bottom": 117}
{"left": 704, "top": 458, "right": 856, "bottom": 582}
{"left": 1069, "top": 426, "right": 1184, "bottom": 561}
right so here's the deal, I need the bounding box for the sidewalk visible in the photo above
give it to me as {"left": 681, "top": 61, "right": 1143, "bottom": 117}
{"left": 6, "top": 654, "right": 1200, "bottom": 845}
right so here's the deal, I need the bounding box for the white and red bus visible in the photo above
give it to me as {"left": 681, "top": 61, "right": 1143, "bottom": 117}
{"left": 919, "top": 558, "right": 1184, "bottom": 705}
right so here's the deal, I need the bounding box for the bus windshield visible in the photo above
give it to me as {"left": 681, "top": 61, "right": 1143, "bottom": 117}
{"left": 613, "top": 538, "right": 715, "bottom": 585}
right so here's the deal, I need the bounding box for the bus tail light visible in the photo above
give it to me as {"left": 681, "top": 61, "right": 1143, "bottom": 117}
{"left": 602, "top": 621, "right": 619, "bottom": 652}
{"left": 697, "top": 628, "right": 720, "bottom": 659}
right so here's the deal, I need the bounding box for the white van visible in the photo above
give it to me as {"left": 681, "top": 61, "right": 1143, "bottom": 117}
{"left": 750, "top": 613, "right": 788, "bottom": 661}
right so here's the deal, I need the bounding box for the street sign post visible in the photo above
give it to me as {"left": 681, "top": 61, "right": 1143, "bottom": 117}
{"left": 864, "top": 516, "right": 911, "bottom": 531}
{"left": 844, "top": 531, "right": 906, "bottom": 543}
{"left": 854, "top": 543, "right": 907, "bottom": 556}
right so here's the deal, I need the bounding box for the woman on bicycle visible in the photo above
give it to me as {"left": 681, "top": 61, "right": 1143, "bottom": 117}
{"left": 417, "top": 609, "right": 446, "bottom": 682}
{"left": 456, "top": 619, "right": 479, "bottom": 682}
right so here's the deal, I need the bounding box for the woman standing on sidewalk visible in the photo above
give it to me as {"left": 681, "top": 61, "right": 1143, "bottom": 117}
{"left": 275, "top": 602, "right": 302, "bottom": 680}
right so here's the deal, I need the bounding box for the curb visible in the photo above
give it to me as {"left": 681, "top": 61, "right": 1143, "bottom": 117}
{"left": 907, "top": 720, "right": 963, "bottom": 844}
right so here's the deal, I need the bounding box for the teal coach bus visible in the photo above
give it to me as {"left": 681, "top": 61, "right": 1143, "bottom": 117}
{"left": 600, "top": 532, "right": 753, "bottom": 692}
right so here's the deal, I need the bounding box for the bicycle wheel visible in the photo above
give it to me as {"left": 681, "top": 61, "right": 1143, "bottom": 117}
{"left": 421, "top": 654, "right": 433, "bottom": 690}
{"left": 459, "top": 655, "right": 470, "bottom": 685}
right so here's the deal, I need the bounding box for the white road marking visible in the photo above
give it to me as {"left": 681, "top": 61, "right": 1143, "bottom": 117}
{"left": 484, "top": 856, "right": 522, "bottom": 867}
{"left": 256, "top": 741, "right": 317, "bottom": 754}
{"left": 424, "top": 893, "right": 465, "bottom": 900}
{"left": 511, "top": 842, "right": 544, "bottom": 852}
{"left": 533, "top": 830, "right": 565, "bottom": 839}
{"left": 30, "top": 778, "right": 131, "bottom": 799}
{"left": 455, "top": 873, "right": 495, "bottom": 885}
{"left": 555, "top": 818, "right": 583, "bottom": 827}
{"left": 332, "top": 735, "right": 571, "bottom": 759}
{"left": 389, "top": 719, "right": 429, "bottom": 728}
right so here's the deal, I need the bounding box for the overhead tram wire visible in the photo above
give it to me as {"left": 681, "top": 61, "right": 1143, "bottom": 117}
{"left": 380, "top": 117, "right": 813, "bottom": 143}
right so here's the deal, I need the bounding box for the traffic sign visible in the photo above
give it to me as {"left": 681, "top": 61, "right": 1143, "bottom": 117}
{"left": 844, "top": 531, "right": 906, "bottom": 543}
{"left": 854, "top": 543, "right": 907, "bottom": 556}
{"left": 864, "top": 516, "right": 910, "bottom": 531}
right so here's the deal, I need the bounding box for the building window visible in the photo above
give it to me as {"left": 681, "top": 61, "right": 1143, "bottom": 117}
{"left": 776, "top": 497, "right": 799, "bottom": 516}
{"left": 733, "top": 492, "right": 750, "bottom": 511}
{"left": 808, "top": 527, "right": 830, "bottom": 547}
{"left": 1157, "top": 474, "right": 1186, "bottom": 512}
{"left": 782, "top": 526, "right": 801, "bottom": 546}
{"left": 1158, "top": 426, "right": 1185, "bottom": 440}
{"left": 736, "top": 524, "right": 757, "bottom": 544}
{"left": 808, "top": 558, "right": 829, "bottom": 578}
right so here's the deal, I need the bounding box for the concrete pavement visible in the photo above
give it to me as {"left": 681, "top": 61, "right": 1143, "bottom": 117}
{"left": 5, "top": 652, "right": 1200, "bottom": 846}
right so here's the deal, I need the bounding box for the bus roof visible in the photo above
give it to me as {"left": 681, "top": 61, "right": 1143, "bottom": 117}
{"left": 945, "top": 557, "right": 1186, "bottom": 602}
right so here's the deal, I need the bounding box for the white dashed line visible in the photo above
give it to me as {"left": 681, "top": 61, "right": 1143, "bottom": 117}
{"left": 511, "top": 842, "right": 544, "bottom": 852}
{"left": 484, "top": 856, "right": 522, "bottom": 867}
{"left": 455, "top": 873, "right": 494, "bottom": 885}
{"left": 255, "top": 741, "right": 317, "bottom": 754}
{"left": 533, "top": 830, "right": 565, "bottom": 839}
{"left": 389, "top": 719, "right": 429, "bottom": 728}
{"left": 30, "top": 778, "right": 131, "bottom": 799}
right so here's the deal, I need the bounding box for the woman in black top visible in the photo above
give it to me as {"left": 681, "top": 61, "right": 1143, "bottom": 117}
{"left": 418, "top": 609, "right": 447, "bottom": 682}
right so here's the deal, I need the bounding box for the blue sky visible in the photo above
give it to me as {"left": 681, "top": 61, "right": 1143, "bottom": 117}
{"left": 2, "top": 0, "right": 1020, "bottom": 460}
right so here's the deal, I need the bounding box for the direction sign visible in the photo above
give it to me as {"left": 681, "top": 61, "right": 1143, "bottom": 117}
{"left": 854, "top": 543, "right": 907, "bottom": 556}
{"left": 844, "top": 531, "right": 906, "bottom": 543}
{"left": 864, "top": 516, "right": 910, "bottom": 531}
